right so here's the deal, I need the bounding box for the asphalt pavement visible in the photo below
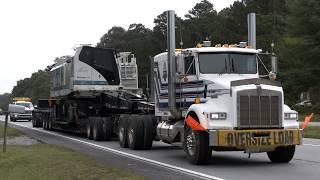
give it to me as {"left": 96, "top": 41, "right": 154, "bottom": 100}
{"left": 1, "top": 115, "right": 320, "bottom": 180}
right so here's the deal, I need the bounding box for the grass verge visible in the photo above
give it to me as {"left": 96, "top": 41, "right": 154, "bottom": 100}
{"left": 0, "top": 123, "right": 23, "bottom": 137}
{"left": 302, "top": 126, "right": 320, "bottom": 139}
{"left": 0, "top": 144, "right": 145, "bottom": 180}
{"left": 298, "top": 113, "right": 320, "bottom": 122}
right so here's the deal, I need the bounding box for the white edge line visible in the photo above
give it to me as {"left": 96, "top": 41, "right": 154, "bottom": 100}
{"left": 303, "top": 143, "right": 320, "bottom": 147}
{"left": 7, "top": 121, "right": 225, "bottom": 180}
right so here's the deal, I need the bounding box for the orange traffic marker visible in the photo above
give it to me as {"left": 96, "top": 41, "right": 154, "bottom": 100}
{"left": 186, "top": 116, "right": 205, "bottom": 131}
{"left": 301, "top": 113, "right": 314, "bottom": 129}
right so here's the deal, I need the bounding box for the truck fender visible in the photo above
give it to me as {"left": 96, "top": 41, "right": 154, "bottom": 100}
{"left": 185, "top": 104, "right": 209, "bottom": 130}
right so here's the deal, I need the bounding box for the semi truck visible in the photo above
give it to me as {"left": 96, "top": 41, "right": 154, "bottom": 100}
{"left": 33, "top": 11, "right": 301, "bottom": 165}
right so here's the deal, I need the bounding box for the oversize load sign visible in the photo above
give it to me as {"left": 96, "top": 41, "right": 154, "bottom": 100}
{"left": 217, "top": 129, "right": 301, "bottom": 147}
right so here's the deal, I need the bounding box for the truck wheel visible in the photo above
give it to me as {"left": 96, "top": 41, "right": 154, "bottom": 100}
{"left": 87, "top": 117, "right": 93, "bottom": 140}
{"left": 119, "top": 115, "right": 129, "bottom": 148}
{"left": 45, "top": 113, "right": 49, "bottom": 130}
{"left": 48, "top": 117, "right": 52, "bottom": 130}
{"left": 184, "top": 126, "right": 211, "bottom": 165}
{"left": 267, "top": 145, "right": 295, "bottom": 163}
{"left": 11, "top": 117, "right": 15, "bottom": 122}
{"left": 93, "top": 117, "right": 104, "bottom": 141}
{"left": 103, "top": 117, "right": 113, "bottom": 141}
{"left": 42, "top": 114, "right": 47, "bottom": 130}
{"left": 32, "top": 116, "right": 36, "bottom": 127}
{"left": 127, "top": 117, "right": 144, "bottom": 150}
{"left": 141, "top": 115, "right": 154, "bottom": 150}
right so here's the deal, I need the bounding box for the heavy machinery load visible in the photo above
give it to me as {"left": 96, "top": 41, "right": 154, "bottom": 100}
{"left": 33, "top": 46, "right": 153, "bottom": 140}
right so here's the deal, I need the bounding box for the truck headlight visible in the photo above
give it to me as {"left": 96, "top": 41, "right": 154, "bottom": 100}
{"left": 284, "top": 113, "right": 298, "bottom": 120}
{"left": 210, "top": 112, "right": 227, "bottom": 120}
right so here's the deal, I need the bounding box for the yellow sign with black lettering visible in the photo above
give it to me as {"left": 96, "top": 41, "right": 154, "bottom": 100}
{"left": 217, "top": 129, "right": 301, "bottom": 148}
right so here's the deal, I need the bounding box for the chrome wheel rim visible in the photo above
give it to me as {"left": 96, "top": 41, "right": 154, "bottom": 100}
{"left": 128, "top": 128, "right": 134, "bottom": 145}
{"left": 186, "top": 131, "right": 196, "bottom": 156}
{"left": 119, "top": 128, "right": 124, "bottom": 142}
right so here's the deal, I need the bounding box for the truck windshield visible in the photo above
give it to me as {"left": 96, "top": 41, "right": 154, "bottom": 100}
{"left": 16, "top": 102, "right": 33, "bottom": 108}
{"left": 199, "top": 53, "right": 257, "bottom": 74}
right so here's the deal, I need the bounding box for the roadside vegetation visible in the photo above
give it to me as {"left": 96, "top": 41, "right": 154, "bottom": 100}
{"left": 0, "top": 123, "right": 23, "bottom": 137}
{"left": 0, "top": 144, "right": 145, "bottom": 180}
{"left": 0, "top": 125, "right": 145, "bottom": 180}
{"left": 302, "top": 126, "right": 320, "bottom": 139}
{"left": 298, "top": 113, "right": 320, "bottom": 122}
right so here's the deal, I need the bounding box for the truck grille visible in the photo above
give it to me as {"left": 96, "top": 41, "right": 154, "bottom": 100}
{"left": 237, "top": 90, "right": 282, "bottom": 129}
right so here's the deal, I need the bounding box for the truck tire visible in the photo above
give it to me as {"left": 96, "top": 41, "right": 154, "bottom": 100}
{"left": 93, "top": 117, "right": 104, "bottom": 141}
{"left": 127, "top": 116, "right": 144, "bottom": 150}
{"left": 103, "top": 117, "right": 113, "bottom": 141}
{"left": 48, "top": 116, "right": 52, "bottom": 130}
{"left": 267, "top": 145, "right": 295, "bottom": 163}
{"left": 184, "top": 126, "right": 211, "bottom": 165}
{"left": 119, "top": 115, "right": 129, "bottom": 148}
{"left": 32, "top": 114, "right": 36, "bottom": 127}
{"left": 87, "top": 117, "right": 94, "bottom": 140}
{"left": 141, "top": 115, "right": 154, "bottom": 150}
{"left": 42, "top": 114, "right": 47, "bottom": 130}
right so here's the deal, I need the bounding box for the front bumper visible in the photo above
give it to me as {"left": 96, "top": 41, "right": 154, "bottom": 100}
{"left": 209, "top": 129, "right": 302, "bottom": 148}
{"left": 13, "top": 114, "right": 32, "bottom": 120}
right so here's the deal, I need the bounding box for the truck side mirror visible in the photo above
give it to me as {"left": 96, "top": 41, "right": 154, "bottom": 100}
{"left": 176, "top": 55, "right": 184, "bottom": 75}
{"left": 271, "top": 55, "right": 277, "bottom": 74}
{"left": 8, "top": 104, "right": 25, "bottom": 113}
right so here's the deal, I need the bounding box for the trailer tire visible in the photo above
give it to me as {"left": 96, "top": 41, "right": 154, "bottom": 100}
{"left": 42, "top": 114, "right": 47, "bottom": 130}
{"left": 141, "top": 115, "right": 154, "bottom": 150}
{"left": 267, "top": 145, "right": 295, "bottom": 163}
{"left": 119, "top": 115, "right": 129, "bottom": 148}
{"left": 87, "top": 117, "right": 93, "bottom": 140}
{"left": 184, "top": 126, "right": 211, "bottom": 165}
{"left": 32, "top": 114, "right": 36, "bottom": 127}
{"left": 93, "top": 117, "right": 104, "bottom": 141}
{"left": 103, "top": 117, "right": 113, "bottom": 141}
{"left": 11, "top": 117, "right": 15, "bottom": 122}
{"left": 48, "top": 115, "right": 52, "bottom": 130}
{"left": 127, "top": 116, "right": 144, "bottom": 150}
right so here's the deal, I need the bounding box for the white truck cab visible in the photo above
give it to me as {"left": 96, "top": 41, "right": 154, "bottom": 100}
{"left": 153, "top": 44, "right": 301, "bottom": 164}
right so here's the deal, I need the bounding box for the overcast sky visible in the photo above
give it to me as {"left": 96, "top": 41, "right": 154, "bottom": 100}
{"left": 0, "top": 0, "right": 236, "bottom": 94}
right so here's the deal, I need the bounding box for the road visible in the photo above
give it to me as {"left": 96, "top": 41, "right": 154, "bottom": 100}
{"left": 1, "top": 116, "right": 320, "bottom": 180}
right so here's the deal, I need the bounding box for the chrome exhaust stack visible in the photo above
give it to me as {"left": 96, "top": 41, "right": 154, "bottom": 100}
{"left": 247, "top": 13, "right": 256, "bottom": 49}
{"left": 167, "top": 10, "right": 181, "bottom": 119}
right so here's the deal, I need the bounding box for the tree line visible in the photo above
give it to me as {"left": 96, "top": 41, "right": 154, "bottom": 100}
{"left": 2, "top": 0, "right": 319, "bottom": 112}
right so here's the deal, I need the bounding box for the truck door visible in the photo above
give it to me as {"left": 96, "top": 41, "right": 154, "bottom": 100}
{"left": 179, "top": 55, "right": 197, "bottom": 110}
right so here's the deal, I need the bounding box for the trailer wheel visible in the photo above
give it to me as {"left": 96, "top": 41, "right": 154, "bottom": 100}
{"left": 93, "top": 117, "right": 104, "bottom": 141}
{"left": 127, "top": 116, "right": 144, "bottom": 150}
{"left": 184, "top": 126, "right": 211, "bottom": 165}
{"left": 10, "top": 117, "right": 15, "bottom": 122}
{"left": 87, "top": 117, "right": 93, "bottom": 140}
{"left": 141, "top": 115, "right": 154, "bottom": 150}
{"left": 42, "top": 114, "right": 47, "bottom": 130}
{"left": 32, "top": 114, "right": 36, "bottom": 127}
{"left": 267, "top": 145, "right": 295, "bottom": 163}
{"left": 103, "top": 117, "right": 113, "bottom": 141}
{"left": 119, "top": 115, "right": 129, "bottom": 148}
{"left": 48, "top": 116, "right": 52, "bottom": 130}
